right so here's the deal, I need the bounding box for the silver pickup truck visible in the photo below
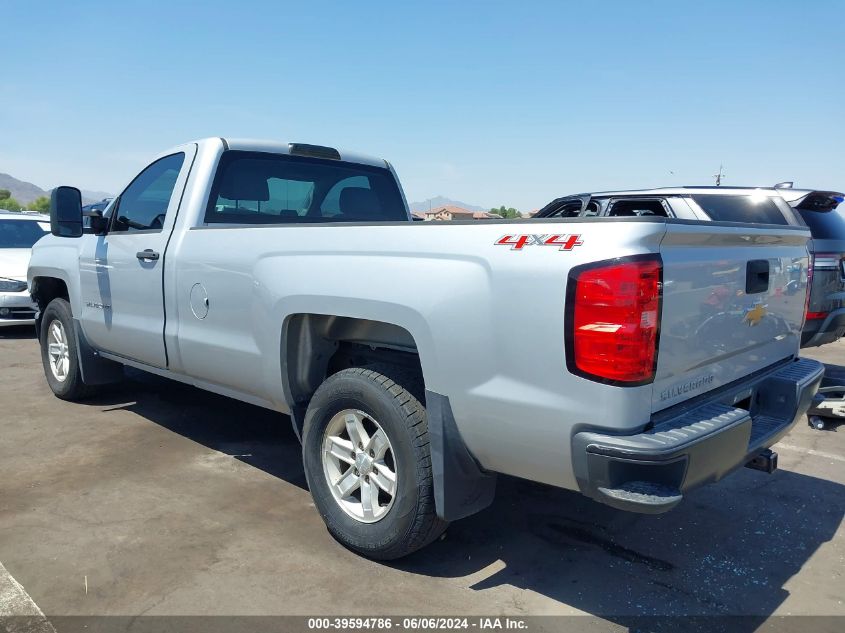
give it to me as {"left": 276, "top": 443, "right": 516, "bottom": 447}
{"left": 29, "top": 138, "right": 824, "bottom": 559}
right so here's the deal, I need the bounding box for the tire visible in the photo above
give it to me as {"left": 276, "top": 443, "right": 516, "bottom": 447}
{"left": 302, "top": 366, "right": 447, "bottom": 560}
{"left": 40, "top": 298, "right": 98, "bottom": 400}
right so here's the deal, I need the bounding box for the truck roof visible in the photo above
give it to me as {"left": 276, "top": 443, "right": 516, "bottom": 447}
{"left": 572, "top": 186, "right": 790, "bottom": 198}
{"left": 217, "top": 137, "right": 390, "bottom": 169}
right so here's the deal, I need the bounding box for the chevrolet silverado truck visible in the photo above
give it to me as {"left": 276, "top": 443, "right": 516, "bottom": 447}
{"left": 29, "top": 138, "right": 824, "bottom": 559}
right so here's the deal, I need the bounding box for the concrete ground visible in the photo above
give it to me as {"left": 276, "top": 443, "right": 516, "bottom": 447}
{"left": 0, "top": 327, "right": 843, "bottom": 627}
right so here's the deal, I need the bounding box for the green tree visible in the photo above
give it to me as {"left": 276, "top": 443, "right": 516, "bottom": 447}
{"left": 0, "top": 190, "right": 23, "bottom": 211}
{"left": 490, "top": 205, "right": 521, "bottom": 219}
{"left": 27, "top": 196, "right": 50, "bottom": 213}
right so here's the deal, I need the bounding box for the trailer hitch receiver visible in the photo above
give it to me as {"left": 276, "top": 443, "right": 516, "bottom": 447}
{"left": 745, "top": 448, "right": 778, "bottom": 474}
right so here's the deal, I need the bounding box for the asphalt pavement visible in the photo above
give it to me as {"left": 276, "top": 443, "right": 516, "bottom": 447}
{"left": 0, "top": 327, "right": 842, "bottom": 630}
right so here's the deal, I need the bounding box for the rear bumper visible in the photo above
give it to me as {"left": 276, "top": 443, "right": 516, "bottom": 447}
{"left": 801, "top": 308, "right": 845, "bottom": 348}
{"left": 572, "top": 358, "right": 824, "bottom": 514}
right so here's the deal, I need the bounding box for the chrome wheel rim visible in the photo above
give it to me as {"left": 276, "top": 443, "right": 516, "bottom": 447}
{"left": 47, "top": 320, "right": 70, "bottom": 383}
{"left": 322, "top": 409, "right": 397, "bottom": 523}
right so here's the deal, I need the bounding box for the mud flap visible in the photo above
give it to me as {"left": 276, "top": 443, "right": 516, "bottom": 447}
{"left": 73, "top": 319, "right": 124, "bottom": 385}
{"left": 426, "top": 390, "right": 496, "bottom": 521}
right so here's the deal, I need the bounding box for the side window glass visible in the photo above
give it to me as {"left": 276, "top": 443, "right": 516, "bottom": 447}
{"left": 607, "top": 199, "right": 667, "bottom": 217}
{"left": 111, "top": 153, "right": 185, "bottom": 232}
{"left": 691, "top": 194, "right": 788, "bottom": 225}
{"left": 582, "top": 201, "right": 600, "bottom": 217}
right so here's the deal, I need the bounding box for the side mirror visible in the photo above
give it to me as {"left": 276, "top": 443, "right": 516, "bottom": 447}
{"left": 50, "top": 186, "right": 83, "bottom": 238}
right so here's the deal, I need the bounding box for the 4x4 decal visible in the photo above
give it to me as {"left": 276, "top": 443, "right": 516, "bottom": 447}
{"left": 495, "top": 234, "right": 583, "bottom": 251}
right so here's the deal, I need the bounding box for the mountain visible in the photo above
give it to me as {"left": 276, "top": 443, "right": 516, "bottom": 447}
{"left": 0, "top": 173, "right": 113, "bottom": 205}
{"left": 409, "top": 195, "right": 487, "bottom": 213}
{"left": 77, "top": 189, "right": 114, "bottom": 204}
{"left": 0, "top": 173, "right": 46, "bottom": 205}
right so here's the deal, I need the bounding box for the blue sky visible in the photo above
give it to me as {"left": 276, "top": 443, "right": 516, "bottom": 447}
{"left": 2, "top": 0, "right": 843, "bottom": 210}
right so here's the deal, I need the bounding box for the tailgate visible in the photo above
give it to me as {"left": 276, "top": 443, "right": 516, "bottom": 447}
{"left": 654, "top": 222, "right": 810, "bottom": 412}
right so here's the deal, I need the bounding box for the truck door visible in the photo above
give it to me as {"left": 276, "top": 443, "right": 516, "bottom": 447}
{"left": 78, "top": 147, "right": 196, "bottom": 367}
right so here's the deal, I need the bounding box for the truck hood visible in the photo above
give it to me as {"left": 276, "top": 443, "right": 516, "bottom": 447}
{"left": 0, "top": 249, "right": 33, "bottom": 281}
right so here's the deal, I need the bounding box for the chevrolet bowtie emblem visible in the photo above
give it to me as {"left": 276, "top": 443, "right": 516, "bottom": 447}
{"left": 744, "top": 303, "right": 768, "bottom": 326}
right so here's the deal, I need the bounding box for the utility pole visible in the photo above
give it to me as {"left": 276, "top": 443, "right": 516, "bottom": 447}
{"left": 713, "top": 164, "right": 726, "bottom": 186}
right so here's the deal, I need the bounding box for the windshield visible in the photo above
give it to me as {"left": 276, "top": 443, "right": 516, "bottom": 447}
{"left": 0, "top": 219, "right": 48, "bottom": 248}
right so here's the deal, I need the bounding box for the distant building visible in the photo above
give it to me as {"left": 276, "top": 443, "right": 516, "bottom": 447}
{"left": 422, "top": 205, "right": 501, "bottom": 221}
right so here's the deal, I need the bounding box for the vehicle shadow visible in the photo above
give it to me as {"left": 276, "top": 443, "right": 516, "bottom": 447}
{"left": 79, "top": 368, "right": 308, "bottom": 490}
{"left": 391, "top": 470, "right": 843, "bottom": 625}
{"left": 73, "top": 366, "right": 843, "bottom": 626}
{"left": 0, "top": 325, "right": 36, "bottom": 340}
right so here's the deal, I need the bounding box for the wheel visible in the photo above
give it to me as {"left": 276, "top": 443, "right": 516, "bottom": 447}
{"left": 40, "top": 298, "right": 97, "bottom": 400}
{"left": 809, "top": 416, "right": 826, "bottom": 430}
{"left": 302, "top": 366, "right": 447, "bottom": 560}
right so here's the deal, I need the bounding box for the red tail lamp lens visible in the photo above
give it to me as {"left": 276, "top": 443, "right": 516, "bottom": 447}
{"left": 569, "top": 257, "right": 662, "bottom": 384}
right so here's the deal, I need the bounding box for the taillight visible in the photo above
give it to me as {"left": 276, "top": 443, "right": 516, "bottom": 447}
{"left": 566, "top": 255, "right": 662, "bottom": 385}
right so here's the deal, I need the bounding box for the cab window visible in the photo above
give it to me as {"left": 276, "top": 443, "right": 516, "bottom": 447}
{"left": 205, "top": 152, "right": 407, "bottom": 224}
{"left": 111, "top": 153, "right": 186, "bottom": 232}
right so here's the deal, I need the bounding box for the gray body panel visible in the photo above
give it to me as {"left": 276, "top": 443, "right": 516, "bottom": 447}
{"left": 28, "top": 139, "right": 812, "bottom": 492}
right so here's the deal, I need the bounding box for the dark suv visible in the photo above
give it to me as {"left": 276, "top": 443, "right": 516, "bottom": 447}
{"left": 533, "top": 186, "right": 845, "bottom": 348}
{"left": 777, "top": 189, "right": 845, "bottom": 346}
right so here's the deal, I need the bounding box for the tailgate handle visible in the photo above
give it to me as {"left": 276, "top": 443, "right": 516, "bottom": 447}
{"left": 746, "top": 259, "right": 770, "bottom": 294}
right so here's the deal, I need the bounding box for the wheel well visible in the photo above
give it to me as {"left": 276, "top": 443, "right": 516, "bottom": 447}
{"left": 283, "top": 314, "right": 423, "bottom": 436}
{"left": 31, "top": 277, "right": 70, "bottom": 338}
{"left": 31, "top": 277, "right": 69, "bottom": 310}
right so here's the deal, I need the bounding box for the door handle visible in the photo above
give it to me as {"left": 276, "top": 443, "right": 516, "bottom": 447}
{"left": 136, "top": 249, "right": 160, "bottom": 261}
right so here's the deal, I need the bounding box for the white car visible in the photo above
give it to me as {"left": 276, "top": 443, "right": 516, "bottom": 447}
{"left": 0, "top": 211, "right": 49, "bottom": 326}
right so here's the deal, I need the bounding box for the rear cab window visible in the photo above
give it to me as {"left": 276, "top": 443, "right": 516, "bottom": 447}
{"left": 205, "top": 152, "right": 408, "bottom": 224}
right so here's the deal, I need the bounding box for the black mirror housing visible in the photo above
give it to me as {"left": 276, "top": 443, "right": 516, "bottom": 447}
{"left": 50, "top": 186, "right": 84, "bottom": 238}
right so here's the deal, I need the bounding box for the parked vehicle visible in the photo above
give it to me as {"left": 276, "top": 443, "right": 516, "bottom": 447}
{"left": 0, "top": 211, "right": 48, "bottom": 326}
{"left": 81, "top": 198, "right": 113, "bottom": 215}
{"left": 29, "top": 139, "right": 823, "bottom": 559}
{"left": 775, "top": 188, "right": 845, "bottom": 347}
{"left": 534, "top": 186, "right": 844, "bottom": 348}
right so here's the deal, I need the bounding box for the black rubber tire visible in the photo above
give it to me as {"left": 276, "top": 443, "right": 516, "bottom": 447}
{"left": 39, "top": 298, "right": 98, "bottom": 401}
{"left": 302, "top": 366, "right": 447, "bottom": 560}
